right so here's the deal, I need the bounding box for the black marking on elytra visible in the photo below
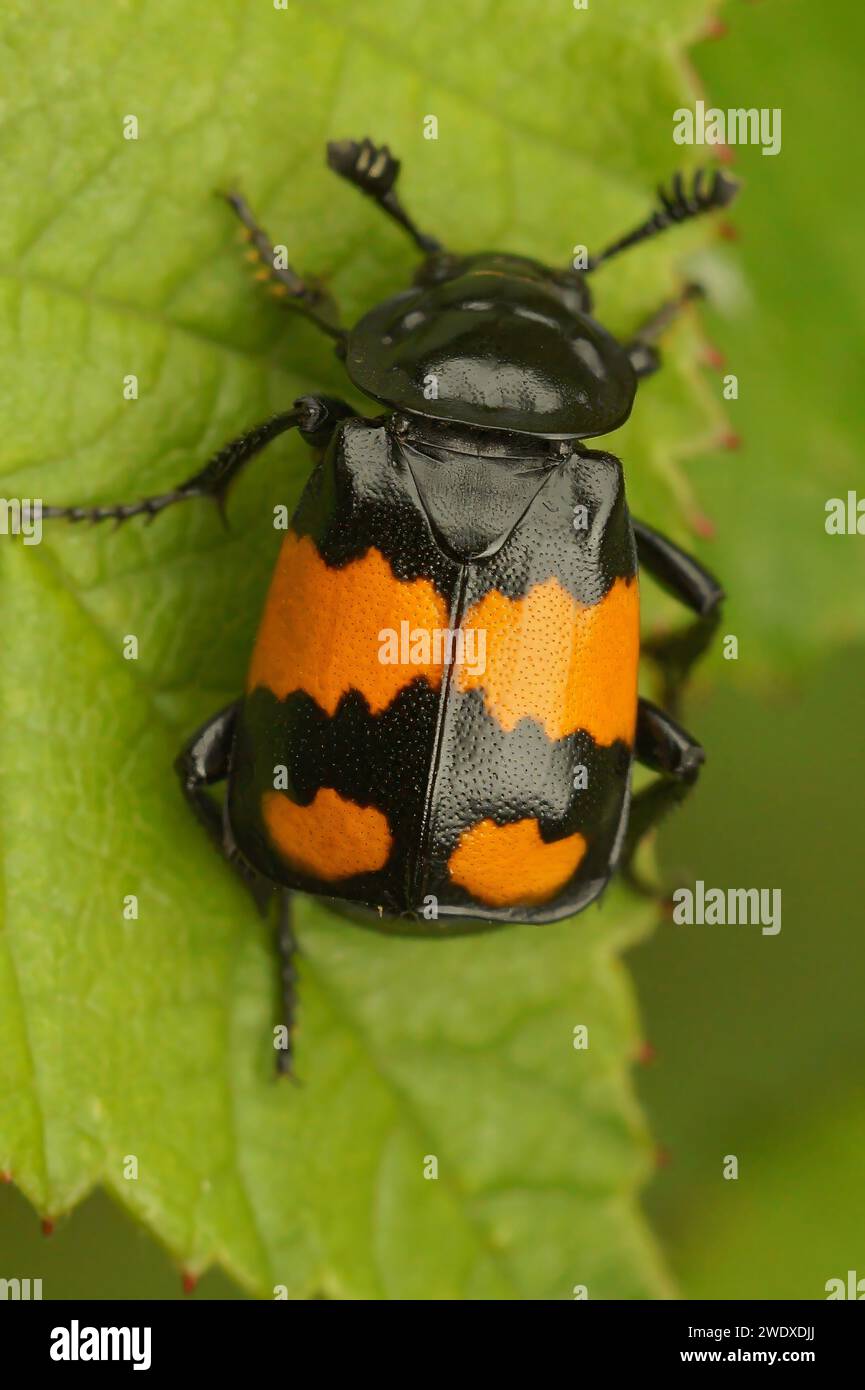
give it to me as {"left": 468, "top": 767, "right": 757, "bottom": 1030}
{"left": 228, "top": 417, "right": 641, "bottom": 922}
{"left": 228, "top": 676, "right": 632, "bottom": 923}
{"left": 289, "top": 422, "right": 636, "bottom": 605}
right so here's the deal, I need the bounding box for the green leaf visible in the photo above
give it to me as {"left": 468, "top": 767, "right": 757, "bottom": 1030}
{"left": 635, "top": 0, "right": 865, "bottom": 1295}
{"left": 681, "top": 0, "right": 865, "bottom": 679}
{"left": 0, "top": 0, "right": 739, "bottom": 1298}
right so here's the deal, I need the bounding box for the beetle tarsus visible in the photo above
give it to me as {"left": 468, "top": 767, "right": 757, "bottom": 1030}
{"left": 219, "top": 188, "right": 345, "bottom": 342}
{"left": 275, "top": 890, "right": 301, "bottom": 1082}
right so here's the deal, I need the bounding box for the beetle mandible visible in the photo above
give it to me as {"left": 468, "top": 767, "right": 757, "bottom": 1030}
{"left": 46, "top": 138, "right": 737, "bottom": 1075}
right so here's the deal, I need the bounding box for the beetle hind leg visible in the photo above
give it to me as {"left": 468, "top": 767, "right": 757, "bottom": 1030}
{"left": 176, "top": 708, "right": 304, "bottom": 1079}
{"left": 275, "top": 890, "right": 301, "bottom": 1082}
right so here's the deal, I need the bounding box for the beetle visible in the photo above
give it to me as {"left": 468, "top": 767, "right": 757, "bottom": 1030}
{"left": 46, "top": 138, "right": 737, "bottom": 1075}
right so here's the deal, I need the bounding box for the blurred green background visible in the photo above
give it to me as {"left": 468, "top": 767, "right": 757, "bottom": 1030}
{"left": 632, "top": 0, "right": 865, "bottom": 1299}
{"left": 2, "top": 0, "right": 863, "bottom": 1298}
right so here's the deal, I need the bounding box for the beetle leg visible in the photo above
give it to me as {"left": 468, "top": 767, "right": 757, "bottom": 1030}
{"left": 587, "top": 167, "right": 739, "bottom": 270}
{"left": 221, "top": 190, "right": 345, "bottom": 343}
{"left": 634, "top": 518, "right": 724, "bottom": 713}
{"left": 634, "top": 518, "right": 724, "bottom": 615}
{"left": 175, "top": 701, "right": 274, "bottom": 916}
{"left": 177, "top": 712, "right": 302, "bottom": 1079}
{"left": 41, "top": 396, "right": 355, "bottom": 526}
{"left": 326, "top": 137, "right": 443, "bottom": 255}
{"left": 275, "top": 890, "right": 301, "bottom": 1082}
{"left": 619, "top": 698, "right": 704, "bottom": 892}
{"left": 625, "top": 283, "right": 704, "bottom": 379}
{"left": 634, "top": 697, "right": 705, "bottom": 783}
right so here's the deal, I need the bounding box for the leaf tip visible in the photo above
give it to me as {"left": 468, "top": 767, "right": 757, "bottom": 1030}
{"left": 689, "top": 509, "right": 718, "bottom": 540}
{"left": 701, "top": 17, "right": 729, "bottom": 42}
{"left": 718, "top": 430, "right": 743, "bottom": 453}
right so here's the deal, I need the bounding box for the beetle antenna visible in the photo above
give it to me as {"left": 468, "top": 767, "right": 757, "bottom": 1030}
{"left": 586, "top": 168, "right": 739, "bottom": 271}
{"left": 327, "top": 138, "right": 443, "bottom": 256}
{"left": 41, "top": 407, "right": 312, "bottom": 527}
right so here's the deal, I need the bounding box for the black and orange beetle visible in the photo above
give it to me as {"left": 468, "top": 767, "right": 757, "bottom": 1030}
{"left": 47, "top": 139, "right": 736, "bottom": 1073}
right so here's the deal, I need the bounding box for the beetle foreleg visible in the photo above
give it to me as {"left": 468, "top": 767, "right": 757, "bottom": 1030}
{"left": 221, "top": 190, "right": 345, "bottom": 343}
{"left": 625, "top": 283, "right": 704, "bottom": 379}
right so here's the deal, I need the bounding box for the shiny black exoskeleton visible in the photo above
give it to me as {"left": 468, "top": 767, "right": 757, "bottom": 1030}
{"left": 45, "top": 139, "right": 737, "bottom": 1075}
